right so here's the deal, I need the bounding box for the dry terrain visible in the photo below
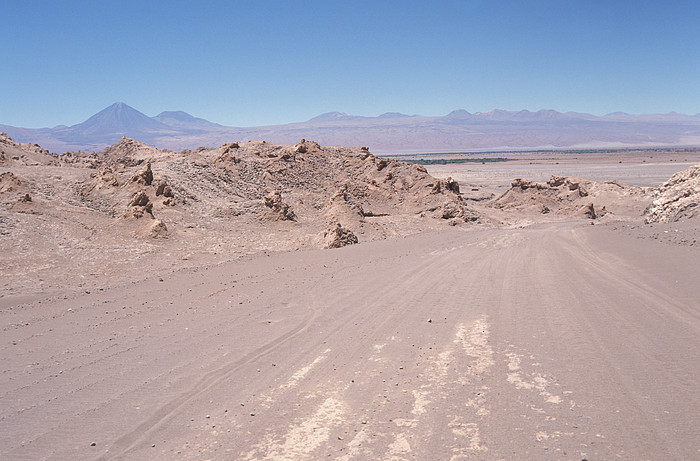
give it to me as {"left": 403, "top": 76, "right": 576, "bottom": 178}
{"left": 1, "top": 134, "right": 699, "bottom": 460}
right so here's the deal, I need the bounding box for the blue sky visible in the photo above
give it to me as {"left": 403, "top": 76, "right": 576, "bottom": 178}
{"left": 2, "top": 0, "right": 699, "bottom": 127}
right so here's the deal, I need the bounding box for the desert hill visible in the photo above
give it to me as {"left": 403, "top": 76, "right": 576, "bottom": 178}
{"left": 3, "top": 131, "right": 700, "bottom": 297}
{"left": 1, "top": 134, "right": 476, "bottom": 296}
{"left": 3, "top": 133, "right": 700, "bottom": 459}
{"left": 491, "top": 176, "right": 650, "bottom": 225}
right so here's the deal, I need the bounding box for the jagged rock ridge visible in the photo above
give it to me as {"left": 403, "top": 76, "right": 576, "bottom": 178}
{"left": 491, "top": 175, "right": 650, "bottom": 222}
{"left": 1, "top": 133, "right": 479, "bottom": 294}
{"left": 645, "top": 164, "right": 700, "bottom": 223}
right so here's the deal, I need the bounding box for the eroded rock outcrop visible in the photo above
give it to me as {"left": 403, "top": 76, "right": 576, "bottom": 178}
{"left": 431, "top": 177, "right": 460, "bottom": 194}
{"left": 492, "top": 175, "right": 641, "bottom": 220}
{"left": 1, "top": 134, "right": 481, "bottom": 255}
{"left": 262, "top": 190, "right": 296, "bottom": 221}
{"left": 149, "top": 219, "right": 168, "bottom": 238}
{"left": 0, "top": 172, "right": 26, "bottom": 196}
{"left": 101, "top": 137, "right": 161, "bottom": 166}
{"left": 434, "top": 202, "right": 480, "bottom": 224}
{"left": 81, "top": 166, "right": 119, "bottom": 194}
{"left": 154, "top": 180, "right": 174, "bottom": 198}
{"left": 128, "top": 162, "right": 153, "bottom": 186}
{"left": 0, "top": 132, "right": 57, "bottom": 166}
{"left": 645, "top": 164, "right": 700, "bottom": 223}
{"left": 125, "top": 191, "right": 153, "bottom": 218}
{"left": 323, "top": 222, "right": 359, "bottom": 249}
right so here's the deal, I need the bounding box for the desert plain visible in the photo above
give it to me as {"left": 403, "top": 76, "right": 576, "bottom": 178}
{"left": 1, "top": 134, "right": 699, "bottom": 460}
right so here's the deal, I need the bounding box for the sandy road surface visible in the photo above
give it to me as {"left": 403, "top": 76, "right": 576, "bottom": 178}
{"left": 2, "top": 223, "right": 699, "bottom": 460}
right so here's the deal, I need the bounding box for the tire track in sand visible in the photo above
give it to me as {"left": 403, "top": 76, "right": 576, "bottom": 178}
{"left": 100, "top": 307, "right": 318, "bottom": 460}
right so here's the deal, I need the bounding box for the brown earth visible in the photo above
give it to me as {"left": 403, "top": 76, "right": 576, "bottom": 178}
{"left": 0, "top": 135, "right": 479, "bottom": 298}
{"left": 1, "top": 134, "right": 699, "bottom": 460}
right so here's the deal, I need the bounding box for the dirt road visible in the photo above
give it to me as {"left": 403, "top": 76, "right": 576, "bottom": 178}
{"left": 2, "top": 223, "right": 699, "bottom": 460}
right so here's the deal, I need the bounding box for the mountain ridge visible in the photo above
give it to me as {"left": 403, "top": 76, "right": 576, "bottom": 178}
{"left": 153, "top": 110, "right": 224, "bottom": 129}
{"left": 67, "top": 102, "right": 173, "bottom": 136}
{"left": 2, "top": 102, "right": 700, "bottom": 153}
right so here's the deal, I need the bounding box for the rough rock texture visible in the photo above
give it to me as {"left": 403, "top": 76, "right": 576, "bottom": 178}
{"left": 644, "top": 163, "right": 700, "bottom": 223}
{"left": 491, "top": 175, "right": 647, "bottom": 222}
{"left": 0, "top": 133, "right": 482, "bottom": 294}
{"left": 2, "top": 130, "right": 698, "bottom": 298}
{"left": 149, "top": 219, "right": 168, "bottom": 238}
{"left": 323, "top": 222, "right": 359, "bottom": 249}
{"left": 0, "top": 172, "right": 27, "bottom": 198}
{"left": 0, "top": 132, "right": 58, "bottom": 166}
{"left": 432, "top": 177, "right": 461, "bottom": 194}
{"left": 101, "top": 137, "right": 163, "bottom": 166}
{"left": 433, "top": 202, "right": 480, "bottom": 224}
{"left": 154, "top": 180, "right": 174, "bottom": 197}
{"left": 128, "top": 162, "right": 154, "bottom": 186}
{"left": 262, "top": 190, "right": 296, "bottom": 221}
{"left": 582, "top": 202, "right": 597, "bottom": 219}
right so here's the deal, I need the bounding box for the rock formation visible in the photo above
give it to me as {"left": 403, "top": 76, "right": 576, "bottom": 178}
{"left": 262, "top": 190, "right": 296, "bottom": 221}
{"left": 324, "top": 222, "right": 359, "bottom": 249}
{"left": 645, "top": 163, "right": 700, "bottom": 223}
{"left": 491, "top": 175, "right": 644, "bottom": 221}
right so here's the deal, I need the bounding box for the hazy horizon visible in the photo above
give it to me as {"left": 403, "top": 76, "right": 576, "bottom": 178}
{"left": 3, "top": 101, "right": 700, "bottom": 131}
{"left": 2, "top": 1, "right": 699, "bottom": 128}
{"left": 4, "top": 100, "right": 700, "bottom": 155}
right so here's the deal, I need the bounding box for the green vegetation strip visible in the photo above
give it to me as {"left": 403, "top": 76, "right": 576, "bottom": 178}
{"left": 414, "top": 157, "right": 510, "bottom": 165}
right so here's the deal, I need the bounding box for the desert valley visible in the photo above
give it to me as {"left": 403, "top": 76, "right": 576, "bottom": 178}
{"left": 1, "top": 131, "right": 699, "bottom": 460}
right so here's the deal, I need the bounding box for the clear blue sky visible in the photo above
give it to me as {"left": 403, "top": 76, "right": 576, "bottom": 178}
{"left": 2, "top": 0, "right": 698, "bottom": 128}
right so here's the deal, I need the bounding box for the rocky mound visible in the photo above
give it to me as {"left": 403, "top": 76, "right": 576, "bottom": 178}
{"left": 73, "top": 137, "right": 479, "bottom": 244}
{"left": 0, "top": 132, "right": 58, "bottom": 166}
{"left": 2, "top": 130, "right": 695, "bottom": 295}
{"left": 262, "top": 190, "right": 296, "bottom": 221}
{"left": 0, "top": 171, "right": 29, "bottom": 199}
{"left": 644, "top": 163, "right": 700, "bottom": 223}
{"left": 0, "top": 171, "right": 40, "bottom": 215}
{"left": 323, "top": 222, "right": 359, "bottom": 249}
{"left": 0, "top": 133, "right": 481, "bottom": 294}
{"left": 491, "top": 175, "right": 648, "bottom": 222}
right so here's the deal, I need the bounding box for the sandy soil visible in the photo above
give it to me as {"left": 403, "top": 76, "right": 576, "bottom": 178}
{"left": 2, "top": 223, "right": 699, "bottom": 460}
{"left": 2, "top": 136, "right": 700, "bottom": 459}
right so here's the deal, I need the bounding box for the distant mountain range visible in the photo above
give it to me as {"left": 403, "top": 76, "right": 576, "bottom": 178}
{"left": 2, "top": 102, "right": 700, "bottom": 153}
